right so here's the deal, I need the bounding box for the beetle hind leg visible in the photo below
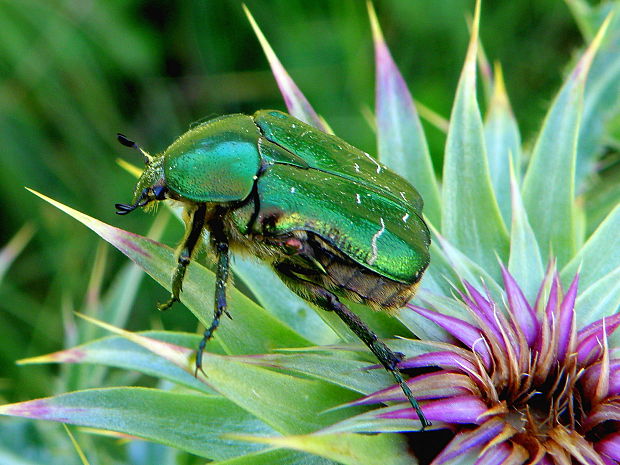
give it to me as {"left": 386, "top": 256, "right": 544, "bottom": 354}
{"left": 273, "top": 263, "right": 430, "bottom": 429}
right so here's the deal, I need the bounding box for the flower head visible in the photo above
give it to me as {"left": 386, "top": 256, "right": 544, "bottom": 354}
{"left": 359, "top": 264, "right": 620, "bottom": 464}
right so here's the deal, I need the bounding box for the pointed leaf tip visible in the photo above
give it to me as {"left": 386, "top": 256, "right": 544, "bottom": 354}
{"left": 572, "top": 12, "right": 614, "bottom": 83}
{"left": 442, "top": 0, "right": 509, "bottom": 274}
{"left": 369, "top": 0, "right": 440, "bottom": 225}
{"left": 243, "top": 5, "right": 328, "bottom": 133}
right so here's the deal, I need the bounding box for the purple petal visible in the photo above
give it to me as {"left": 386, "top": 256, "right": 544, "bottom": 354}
{"left": 595, "top": 433, "right": 620, "bottom": 461}
{"left": 576, "top": 315, "right": 620, "bottom": 365}
{"left": 399, "top": 350, "right": 477, "bottom": 374}
{"left": 475, "top": 443, "right": 511, "bottom": 465}
{"left": 408, "top": 305, "right": 492, "bottom": 368}
{"left": 431, "top": 418, "right": 508, "bottom": 464}
{"left": 379, "top": 395, "right": 490, "bottom": 424}
{"left": 462, "top": 281, "right": 497, "bottom": 330}
{"left": 501, "top": 265, "right": 539, "bottom": 346}
{"left": 557, "top": 273, "right": 578, "bottom": 361}
{"left": 545, "top": 275, "right": 560, "bottom": 323}
{"left": 355, "top": 372, "right": 476, "bottom": 404}
{"left": 577, "top": 312, "right": 620, "bottom": 344}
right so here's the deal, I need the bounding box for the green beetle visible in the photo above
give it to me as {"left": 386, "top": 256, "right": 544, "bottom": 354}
{"left": 116, "top": 110, "right": 431, "bottom": 427}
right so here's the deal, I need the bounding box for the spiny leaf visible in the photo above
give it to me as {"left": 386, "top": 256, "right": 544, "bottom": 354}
{"left": 562, "top": 204, "right": 620, "bottom": 290}
{"left": 368, "top": 1, "right": 440, "bottom": 226}
{"left": 507, "top": 162, "right": 544, "bottom": 302}
{"left": 574, "top": 266, "right": 620, "bottom": 326}
{"left": 441, "top": 0, "right": 509, "bottom": 275}
{"left": 19, "top": 331, "right": 215, "bottom": 395}
{"left": 243, "top": 5, "right": 330, "bottom": 133}
{"left": 0, "top": 387, "right": 273, "bottom": 460}
{"left": 70, "top": 316, "right": 366, "bottom": 434}
{"left": 210, "top": 448, "right": 339, "bottom": 465}
{"left": 522, "top": 16, "right": 611, "bottom": 267}
{"left": 484, "top": 63, "right": 522, "bottom": 225}
{"left": 227, "top": 432, "right": 417, "bottom": 465}
{"left": 567, "top": 2, "right": 620, "bottom": 187}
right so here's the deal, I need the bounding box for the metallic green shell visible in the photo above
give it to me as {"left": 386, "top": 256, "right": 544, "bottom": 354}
{"left": 163, "top": 114, "right": 261, "bottom": 203}
{"left": 230, "top": 111, "right": 430, "bottom": 284}
{"left": 253, "top": 110, "right": 424, "bottom": 211}
{"left": 234, "top": 161, "right": 429, "bottom": 283}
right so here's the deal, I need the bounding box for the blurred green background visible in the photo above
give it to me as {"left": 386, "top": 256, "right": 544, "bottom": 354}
{"left": 0, "top": 0, "right": 598, "bottom": 462}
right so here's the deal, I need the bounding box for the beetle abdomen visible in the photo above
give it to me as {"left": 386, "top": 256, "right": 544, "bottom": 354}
{"left": 306, "top": 233, "right": 419, "bottom": 311}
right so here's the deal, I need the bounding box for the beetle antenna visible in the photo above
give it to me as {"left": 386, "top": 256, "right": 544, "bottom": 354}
{"left": 115, "top": 191, "right": 150, "bottom": 215}
{"left": 116, "top": 133, "right": 153, "bottom": 164}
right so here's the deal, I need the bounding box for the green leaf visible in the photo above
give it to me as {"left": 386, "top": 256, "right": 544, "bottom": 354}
{"left": 507, "top": 164, "right": 544, "bottom": 302}
{"left": 561, "top": 204, "right": 620, "bottom": 289}
{"left": 430, "top": 229, "right": 503, "bottom": 302}
{"left": 567, "top": 1, "right": 620, "bottom": 186}
{"left": 235, "top": 352, "right": 392, "bottom": 395}
{"left": 228, "top": 432, "right": 418, "bottom": 465}
{"left": 522, "top": 17, "right": 611, "bottom": 266}
{"left": 574, "top": 266, "right": 620, "bottom": 326}
{"left": 69, "top": 320, "right": 366, "bottom": 435}
{"left": 28, "top": 189, "right": 310, "bottom": 355}
{"left": 441, "top": 1, "right": 508, "bottom": 274}
{"left": 19, "top": 331, "right": 215, "bottom": 395}
{"left": 483, "top": 64, "right": 521, "bottom": 225}
{"left": 231, "top": 256, "right": 337, "bottom": 345}
{"left": 211, "top": 448, "right": 338, "bottom": 465}
{"left": 0, "top": 387, "right": 273, "bottom": 460}
{"left": 369, "top": 2, "right": 441, "bottom": 226}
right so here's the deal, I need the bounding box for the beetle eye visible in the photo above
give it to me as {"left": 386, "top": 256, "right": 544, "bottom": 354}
{"left": 152, "top": 186, "right": 167, "bottom": 200}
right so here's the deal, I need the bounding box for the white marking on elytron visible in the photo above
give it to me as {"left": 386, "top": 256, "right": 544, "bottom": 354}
{"left": 290, "top": 187, "right": 296, "bottom": 193}
{"left": 402, "top": 213, "right": 410, "bottom": 222}
{"left": 400, "top": 191, "right": 407, "bottom": 201}
{"left": 356, "top": 193, "right": 361, "bottom": 204}
{"left": 253, "top": 175, "right": 258, "bottom": 180}
{"left": 363, "top": 152, "right": 382, "bottom": 174}
{"left": 368, "top": 217, "right": 385, "bottom": 266}
{"left": 354, "top": 163, "right": 360, "bottom": 173}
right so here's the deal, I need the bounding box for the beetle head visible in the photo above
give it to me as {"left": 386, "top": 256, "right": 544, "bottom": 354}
{"left": 115, "top": 134, "right": 167, "bottom": 215}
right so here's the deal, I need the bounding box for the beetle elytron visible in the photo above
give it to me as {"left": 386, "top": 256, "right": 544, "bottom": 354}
{"left": 116, "top": 110, "right": 431, "bottom": 427}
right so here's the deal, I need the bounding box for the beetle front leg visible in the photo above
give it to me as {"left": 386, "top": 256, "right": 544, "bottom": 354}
{"left": 195, "top": 234, "right": 230, "bottom": 376}
{"left": 157, "top": 204, "right": 207, "bottom": 311}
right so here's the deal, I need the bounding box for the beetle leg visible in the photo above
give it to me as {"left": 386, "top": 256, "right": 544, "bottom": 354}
{"left": 195, "top": 223, "right": 230, "bottom": 376}
{"left": 327, "top": 292, "right": 430, "bottom": 429}
{"left": 274, "top": 263, "right": 430, "bottom": 429}
{"left": 157, "top": 204, "right": 207, "bottom": 311}
{"left": 323, "top": 292, "right": 430, "bottom": 429}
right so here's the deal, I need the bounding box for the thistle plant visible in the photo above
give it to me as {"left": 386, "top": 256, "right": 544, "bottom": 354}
{"left": 1, "top": 1, "right": 620, "bottom": 464}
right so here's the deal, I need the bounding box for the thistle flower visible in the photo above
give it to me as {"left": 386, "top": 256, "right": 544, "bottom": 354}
{"left": 354, "top": 264, "right": 619, "bottom": 464}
